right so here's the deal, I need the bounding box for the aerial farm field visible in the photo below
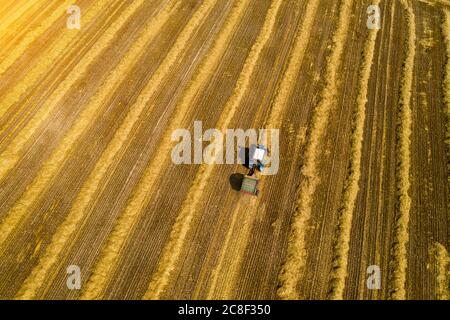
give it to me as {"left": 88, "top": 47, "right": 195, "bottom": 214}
{"left": 0, "top": 0, "right": 448, "bottom": 300}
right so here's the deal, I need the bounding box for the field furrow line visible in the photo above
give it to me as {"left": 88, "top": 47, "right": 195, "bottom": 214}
{"left": 264, "top": 0, "right": 320, "bottom": 130}
{"left": 0, "top": 0, "right": 57, "bottom": 53}
{"left": 433, "top": 243, "right": 449, "bottom": 300}
{"left": 435, "top": 0, "right": 450, "bottom": 7}
{"left": 439, "top": 9, "right": 450, "bottom": 302}
{"left": 0, "top": 0, "right": 113, "bottom": 122}
{"left": 390, "top": 0, "right": 415, "bottom": 300}
{"left": 443, "top": 9, "right": 450, "bottom": 210}
{"left": 205, "top": 201, "right": 242, "bottom": 299}
{"left": 0, "top": 0, "right": 177, "bottom": 255}
{"left": 0, "top": 1, "right": 53, "bottom": 58}
{"left": 419, "top": 0, "right": 450, "bottom": 7}
{"left": 328, "top": 0, "right": 380, "bottom": 300}
{"left": 15, "top": 0, "right": 191, "bottom": 300}
{"left": 277, "top": 0, "right": 354, "bottom": 300}
{"left": 79, "top": 0, "right": 221, "bottom": 300}
{"left": 0, "top": 0, "right": 41, "bottom": 43}
{"left": 0, "top": 0, "right": 126, "bottom": 141}
{"left": 0, "top": 0, "right": 24, "bottom": 22}
{"left": 76, "top": 0, "right": 248, "bottom": 300}
{"left": 0, "top": 0, "right": 150, "bottom": 183}
{"left": 206, "top": 0, "right": 320, "bottom": 300}
{"left": 0, "top": 0, "right": 74, "bottom": 78}
{"left": 77, "top": 0, "right": 249, "bottom": 300}
{"left": 144, "top": 0, "right": 284, "bottom": 299}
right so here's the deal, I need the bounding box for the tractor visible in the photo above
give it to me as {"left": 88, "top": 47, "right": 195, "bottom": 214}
{"left": 240, "top": 144, "right": 268, "bottom": 196}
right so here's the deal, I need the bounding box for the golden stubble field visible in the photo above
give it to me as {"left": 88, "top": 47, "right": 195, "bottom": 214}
{"left": 0, "top": 0, "right": 448, "bottom": 299}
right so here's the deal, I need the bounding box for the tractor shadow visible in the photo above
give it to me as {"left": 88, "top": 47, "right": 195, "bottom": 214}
{"left": 229, "top": 173, "right": 244, "bottom": 191}
{"left": 238, "top": 146, "right": 250, "bottom": 169}
{"left": 230, "top": 146, "right": 251, "bottom": 191}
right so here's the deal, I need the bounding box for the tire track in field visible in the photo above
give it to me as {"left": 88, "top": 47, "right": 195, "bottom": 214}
{"left": 143, "top": 0, "right": 284, "bottom": 299}
{"left": 0, "top": 0, "right": 148, "bottom": 183}
{"left": 0, "top": 0, "right": 74, "bottom": 78}
{"left": 76, "top": 0, "right": 249, "bottom": 300}
{"left": 0, "top": 0, "right": 109, "bottom": 121}
{"left": 15, "top": 0, "right": 193, "bottom": 300}
{"left": 0, "top": 0, "right": 177, "bottom": 255}
{"left": 390, "top": 0, "right": 415, "bottom": 300}
{"left": 277, "top": 0, "right": 354, "bottom": 300}
{"left": 79, "top": 0, "right": 220, "bottom": 300}
{"left": 328, "top": 0, "right": 381, "bottom": 300}
{"left": 205, "top": 0, "right": 320, "bottom": 299}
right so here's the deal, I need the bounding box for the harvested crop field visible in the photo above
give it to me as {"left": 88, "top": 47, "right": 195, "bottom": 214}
{"left": 0, "top": 0, "right": 448, "bottom": 300}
